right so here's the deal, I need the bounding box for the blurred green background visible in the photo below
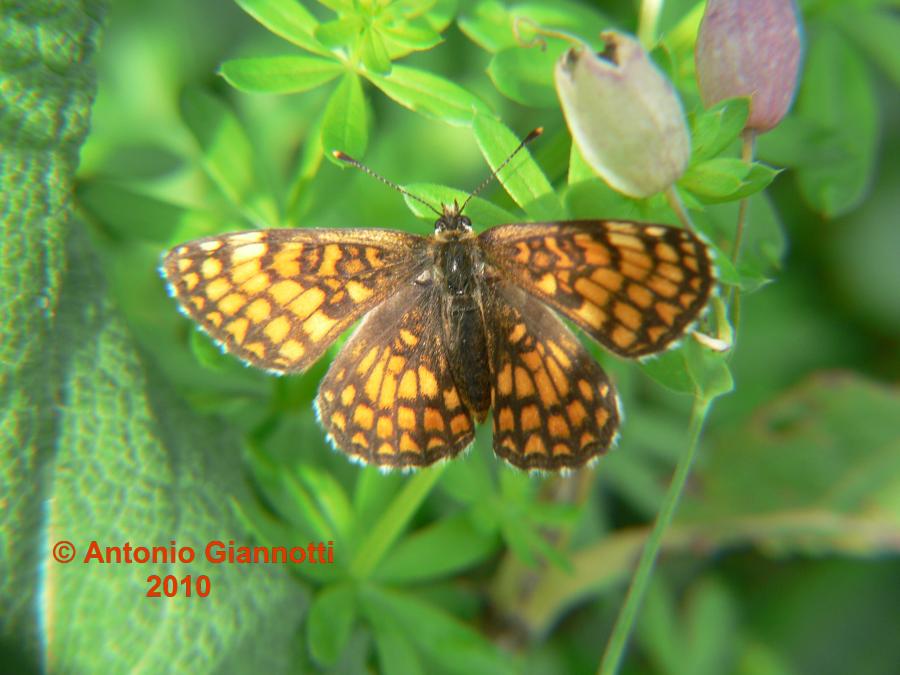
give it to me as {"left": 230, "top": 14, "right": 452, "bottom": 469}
{"left": 2, "top": 0, "right": 898, "bottom": 673}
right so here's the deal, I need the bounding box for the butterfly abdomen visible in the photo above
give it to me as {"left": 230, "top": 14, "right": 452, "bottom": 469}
{"left": 436, "top": 238, "right": 492, "bottom": 422}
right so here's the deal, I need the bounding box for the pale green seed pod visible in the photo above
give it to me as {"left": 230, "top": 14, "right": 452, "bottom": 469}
{"left": 696, "top": 0, "right": 802, "bottom": 132}
{"left": 555, "top": 31, "right": 691, "bottom": 198}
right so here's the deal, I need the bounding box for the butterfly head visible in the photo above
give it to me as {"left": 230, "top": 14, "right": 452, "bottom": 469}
{"left": 434, "top": 200, "right": 472, "bottom": 235}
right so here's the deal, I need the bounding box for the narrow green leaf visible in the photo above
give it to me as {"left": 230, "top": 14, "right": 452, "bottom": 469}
{"left": 359, "top": 586, "right": 516, "bottom": 675}
{"left": 220, "top": 56, "right": 343, "bottom": 94}
{"left": 374, "top": 513, "right": 500, "bottom": 583}
{"left": 473, "top": 114, "right": 562, "bottom": 219}
{"left": 837, "top": 7, "right": 900, "bottom": 87}
{"left": 403, "top": 182, "right": 519, "bottom": 225}
{"left": 321, "top": 73, "right": 368, "bottom": 158}
{"left": 679, "top": 158, "right": 749, "bottom": 198}
{"left": 297, "top": 465, "right": 354, "bottom": 542}
{"left": 307, "top": 583, "right": 357, "bottom": 667}
{"left": 639, "top": 349, "right": 694, "bottom": 394}
{"left": 690, "top": 97, "right": 750, "bottom": 162}
{"left": 316, "top": 17, "right": 363, "bottom": 49}
{"left": 683, "top": 578, "right": 739, "bottom": 675}
{"left": 459, "top": 0, "right": 607, "bottom": 53}
{"left": 636, "top": 579, "right": 684, "bottom": 675}
{"left": 368, "top": 65, "right": 491, "bottom": 126}
{"left": 179, "top": 88, "right": 279, "bottom": 225}
{"left": 235, "top": 0, "right": 328, "bottom": 55}
{"left": 349, "top": 466, "right": 445, "bottom": 579}
{"left": 361, "top": 28, "right": 392, "bottom": 75}
{"left": 684, "top": 338, "right": 734, "bottom": 401}
{"left": 487, "top": 44, "right": 564, "bottom": 107}
{"left": 793, "top": 25, "right": 878, "bottom": 216}
{"left": 369, "top": 611, "right": 426, "bottom": 675}
{"left": 381, "top": 21, "right": 442, "bottom": 54}
{"left": 457, "top": 0, "right": 514, "bottom": 52}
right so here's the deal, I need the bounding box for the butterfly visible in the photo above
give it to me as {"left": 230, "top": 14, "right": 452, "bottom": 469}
{"left": 161, "top": 140, "right": 714, "bottom": 471}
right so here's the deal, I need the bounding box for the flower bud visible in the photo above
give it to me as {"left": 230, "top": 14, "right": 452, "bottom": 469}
{"left": 695, "top": 0, "right": 802, "bottom": 132}
{"left": 555, "top": 31, "right": 691, "bottom": 198}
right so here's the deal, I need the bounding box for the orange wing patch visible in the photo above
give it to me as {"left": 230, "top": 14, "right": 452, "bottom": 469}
{"left": 162, "top": 228, "right": 425, "bottom": 373}
{"left": 480, "top": 221, "right": 714, "bottom": 358}
{"left": 487, "top": 284, "right": 620, "bottom": 471}
{"left": 315, "top": 285, "right": 475, "bottom": 468}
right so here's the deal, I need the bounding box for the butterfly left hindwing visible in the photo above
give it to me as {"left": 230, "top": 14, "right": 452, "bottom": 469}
{"left": 315, "top": 283, "right": 475, "bottom": 468}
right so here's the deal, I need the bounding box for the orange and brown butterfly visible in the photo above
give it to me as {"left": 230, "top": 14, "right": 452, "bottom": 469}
{"left": 161, "top": 133, "right": 714, "bottom": 471}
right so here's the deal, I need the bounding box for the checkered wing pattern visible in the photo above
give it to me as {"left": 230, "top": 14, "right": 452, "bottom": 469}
{"left": 162, "top": 228, "right": 424, "bottom": 373}
{"left": 315, "top": 284, "right": 475, "bottom": 468}
{"left": 480, "top": 221, "right": 714, "bottom": 358}
{"left": 487, "top": 284, "right": 620, "bottom": 470}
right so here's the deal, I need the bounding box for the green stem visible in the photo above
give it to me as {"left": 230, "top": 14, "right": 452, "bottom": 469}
{"left": 727, "top": 130, "right": 757, "bottom": 336}
{"left": 598, "top": 396, "right": 712, "bottom": 675}
{"left": 637, "top": 0, "right": 665, "bottom": 48}
{"left": 664, "top": 185, "right": 696, "bottom": 232}
{"left": 349, "top": 465, "right": 445, "bottom": 579}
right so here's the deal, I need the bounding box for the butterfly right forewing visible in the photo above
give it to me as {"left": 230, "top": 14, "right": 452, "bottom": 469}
{"left": 480, "top": 220, "right": 714, "bottom": 358}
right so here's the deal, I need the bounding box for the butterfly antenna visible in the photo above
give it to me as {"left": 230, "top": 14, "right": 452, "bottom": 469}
{"left": 332, "top": 151, "right": 443, "bottom": 217}
{"left": 460, "top": 127, "right": 543, "bottom": 213}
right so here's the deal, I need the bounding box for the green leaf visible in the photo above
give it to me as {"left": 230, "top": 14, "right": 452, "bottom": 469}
{"left": 684, "top": 337, "right": 734, "bottom": 401}
{"left": 0, "top": 10, "right": 307, "bottom": 669}
{"left": 792, "top": 24, "right": 878, "bottom": 216}
{"left": 220, "top": 56, "right": 343, "bottom": 94}
{"left": 369, "top": 611, "right": 426, "bottom": 675}
{"left": 297, "top": 465, "right": 354, "bottom": 542}
{"left": 459, "top": 0, "right": 607, "bottom": 53}
{"left": 316, "top": 17, "right": 363, "bottom": 50}
{"left": 494, "top": 373, "right": 900, "bottom": 634}
{"left": 368, "top": 65, "right": 491, "bottom": 127}
{"left": 472, "top": 114, "right": 562, "bottom": 219}
{"left": 374, "top": 513, "right": 500, "bottom": 583}
{"left": 680, "top": 158, "right": 778, "bottom": 204}
{"left": 361, "top": 28, "right": 392, "bottom": 74}
{"left": 307, "top": 583, "right": 357, "bottom": 666}
{"left": 457, "top": 0, "right": 514, "bottom": 52}
{"left": 359, "top": 586, "right": 516, "bottom": 675}
{"left": 690, "top": 98, "right": 751, "bottom": 163}
{"left": 381, "top": 20, "right": 442, "bottom": 55}
{"left": 640, "top": 349, "right": 694, "bottom": 394}
{"left": 836, "top": 7, "right": 900, "bottom": 87}
{"left": 179, "top": 88, "right": 280, "bottom": 225}
{"left": 235, "top": 0, "right": 328, "bottom": 55}
{"left": 321, "top": 73, "right": 368, "bottom": 158}
{"left": 403, "top": 182, "right": 519, "bottom": 225}
{"left": 349, "top": 466, "right": 445, "bottom": 579}
{"left": 683, "top": 578, "right": 739, "bottom": 675}
{"left": 705, "top": 193, "right": 786, "bottom": 285}
{"left": 77, "top": 180, "right": 218, "bottom": 244}
{"left": 487, "top": 43, "right": 566, "bottom": 107}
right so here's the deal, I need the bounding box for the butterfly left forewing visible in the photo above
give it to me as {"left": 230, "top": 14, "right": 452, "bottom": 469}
{"left": 487, "top": 283, "right": 620, "bottom": 471}
{"left": 480, "top": 221, "right": 714, "bottom": 358}
{"left": 162, "top": 228, "right": 425, "bottom": 373}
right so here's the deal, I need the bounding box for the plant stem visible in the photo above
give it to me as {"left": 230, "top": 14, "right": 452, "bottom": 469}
{"left": 731, "top": 130, "right": 757, "bottom": 264}
{"left": 638, "top": 0, "right": 665, "bottom": 48}
{"left": 727, "top": 130, "right": 757, "bottom": 333}
{"left": 349, "top": 465, "right": 445, "bottom": 579}
{"left": 597, "top": 396, "right": 712, "bottom": 675}
{"left": 665, "top": 185, "right": 696, "bottom": 231}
